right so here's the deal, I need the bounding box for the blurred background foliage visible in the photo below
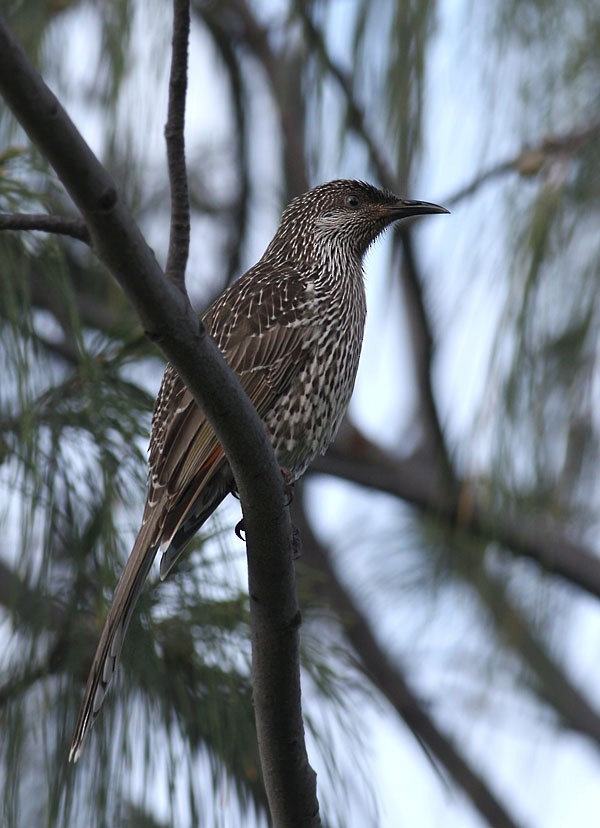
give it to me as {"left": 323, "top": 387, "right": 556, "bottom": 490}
{"left": 1, "top": 1, "right": 600, "bottom": 826}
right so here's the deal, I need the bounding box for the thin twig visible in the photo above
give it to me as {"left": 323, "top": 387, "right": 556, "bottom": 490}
{"left": 0, "top": 211, "right": 90, "bottom": 242}
{"left": 295, "top": 5, "right": 396, "bottom": 188}
{"left": 443, "top": 119, "right": 600, "bottom": 208}
{"left": 200, "top": 7, "right": 251, "bottom": 285}
{"left": 164, "top": 0, "right": 191, "bottom": 290}
{"left": 223, "top": 0, "right": 309, "bottom": 196}
{"left": 395, "top": 229, "right": 455, "bottom": 481}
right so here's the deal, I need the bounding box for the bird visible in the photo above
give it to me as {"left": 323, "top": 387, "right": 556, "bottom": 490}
{"left": 69, "top": 179, "right": 448, "bottom": 761}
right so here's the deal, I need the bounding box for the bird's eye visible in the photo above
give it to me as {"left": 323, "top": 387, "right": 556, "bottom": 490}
{"left": 346, "top": 195, "right": 360, "bottom": 208}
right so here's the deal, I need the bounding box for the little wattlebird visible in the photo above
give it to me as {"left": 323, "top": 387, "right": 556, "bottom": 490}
{"left": 69, "top": 179, "right": 448, "bottom": 761}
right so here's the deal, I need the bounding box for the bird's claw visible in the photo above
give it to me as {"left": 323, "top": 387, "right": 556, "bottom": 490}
{"left": 281, "top": 466, "right": 295, "bottom": 506}
{"left": 235, "top": 518, "right": 246, "bottom": 541}
{"left": 234, "top": 469, "right": 294, "bottom": 543}
{"left": 291, "top": 524, "right": 302, "bottom": 559}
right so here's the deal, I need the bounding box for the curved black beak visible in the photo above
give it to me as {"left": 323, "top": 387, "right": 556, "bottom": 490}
{"left": 386, "top": 199, "right": 449, "bottom": 219}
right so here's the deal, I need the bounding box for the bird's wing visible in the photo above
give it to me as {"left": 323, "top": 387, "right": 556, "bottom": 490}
{"left": 70, "top": 265, "right": 317, "bottom": 761}
{"left": 150, "top": 267, "right": 317, "bottom": 547}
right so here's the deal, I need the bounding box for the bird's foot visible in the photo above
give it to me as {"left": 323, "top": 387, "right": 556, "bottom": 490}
{"left": 234, "top": 468, "right": 294, "bottom": 543}
{"left": 235, "top": 518, "right": 245, "bottom": 541}
{"left": 291, "top": 524, "right": 303, "bottom": 559}
{"left": 281, "top": 466, "right": 295, "bottom": 506}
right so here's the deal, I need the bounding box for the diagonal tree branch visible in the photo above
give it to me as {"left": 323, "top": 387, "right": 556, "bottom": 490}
{"left": 292, "top": 493, "right": 524, "bottom": 828}
{"left": 0, "top": 17, "right": 320, "bottom": 827}
{"left": 312, "top": 438, "right": 600, "bottom": 601}
{"left": 307, "top": 433, "right": 600, "bottom": 748}
{"left": 442, "top": 118, "right": 600, "bottom": 208}
{"left": 472, "top": 564, "right": 600, "bottom": 746}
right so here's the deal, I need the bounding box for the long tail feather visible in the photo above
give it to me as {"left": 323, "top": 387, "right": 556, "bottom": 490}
{"left": 159, "top": 489, "right": 229, "bottom": 580}
{"left": 69, "top": 528, "right": 158, "bottom": 762}
{"left": 70, "top": 453, "right": 232, "bottom": 760}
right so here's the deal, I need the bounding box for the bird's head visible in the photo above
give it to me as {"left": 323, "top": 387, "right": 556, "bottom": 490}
{"left": 268, "top": 179, "right": 448, "bottom": 262}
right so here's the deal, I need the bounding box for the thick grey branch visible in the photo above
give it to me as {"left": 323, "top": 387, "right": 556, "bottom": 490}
{"left": 0, "top": 19, "right": 320, "bottom": 827}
